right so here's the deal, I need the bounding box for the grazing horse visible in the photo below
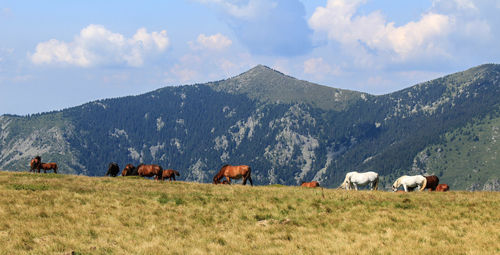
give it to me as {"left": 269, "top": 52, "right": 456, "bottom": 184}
{"left": 392, "top": 175, "right": 427, "bottom": 192}
{"left": 122, "top": 164, "right": 138, "bottom": 176}
{"left": 162, "top": 169, "right": 180, "bottom": 181}
{"left": 424, "top": 175, "right": 439, "bottom": 191}
{"left": 301, "top": 181, "right": 320, "bottom": 188}
{"left": 436, "top": 184, "right": 450, "bottom": 192}
{"left": 213, "top": 165, "right": 253, "bottom": 186}
{"left": 137, "top": 164, "right": 163, "bottom": 180}
{"left": 340, "top": 171, "right": 379, "bottom": 190}
{"left": 38, "top": 162, "right": 58, "bottom": 173}
{"left": 30, "top": 156, "right": 41, "bottom": 172}
{"left": 106, "top": 162, "right": 120, "bottom": 177}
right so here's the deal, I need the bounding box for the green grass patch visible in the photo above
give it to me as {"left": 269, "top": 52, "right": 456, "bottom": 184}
{"left": 9, "top": 183, "right": 50, "bottom": 191}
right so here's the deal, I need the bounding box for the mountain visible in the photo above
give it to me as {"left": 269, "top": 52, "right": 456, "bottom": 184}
{"left": 1, "top": 64, "right": 499, "bottom": 190}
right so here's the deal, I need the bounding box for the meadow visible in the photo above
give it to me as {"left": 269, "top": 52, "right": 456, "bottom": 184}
{"left": 0, "top": 171, "right": 498, "bottom": 254}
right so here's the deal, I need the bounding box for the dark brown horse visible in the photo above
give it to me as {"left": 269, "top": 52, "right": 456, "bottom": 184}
{"left": 38, "top": 162, "right": 58, "bottom": 173}
{"left": 122, "top": 164, "right": 138, "bottom": 176}
{"left": 436, "top": 184, "right": 449, "bottom": 192}
{"left": 162, "top": 169, "right": 180, "bottom": 181}
{"left": 301, "top": 181, "right": 320, "bottom": 188}
{"left": 106, "top": 162, "right": 120, "bottom": 177}
{"left": 424, "top": 175, "right": 440, "bottom": 191}
{"left": 30, "top": 156, "right": 41, "bottom": 172}
{"left": 137, "top": 164, "right": 163, "bottom": 180}
{"left": 213, "top": 164, "right": 252, "bottom": 186}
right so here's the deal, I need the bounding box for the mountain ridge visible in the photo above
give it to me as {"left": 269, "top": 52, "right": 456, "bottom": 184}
{"left": 0, "top": 63, "right": 499, "bottom": 190}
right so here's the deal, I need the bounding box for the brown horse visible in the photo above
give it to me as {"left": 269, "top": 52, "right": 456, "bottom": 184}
{"left": 137, "top": 164, "right": 163, "bottom": 180}
{"left": 30, "top": 156, "right": 41, "bottom": 172}
{"left": 213, "top": 164, "right": 252, "bottom": 186}
{"left": 162, "top": 169, "right": 180, "bottom": 181}
{"left": 301, "top": 181, "right": 320, "bottom": 188}
{"left": 122, "top": 164, "right": 138, "bottom": 176}
{"left": 424, "top": 175, "right": 440, "bottom": 191}
{"left": 38, "top": 162, "right": 58, "bottom": 173}
{"left": 436, "top": 184, "right": 449, "bottom": 192}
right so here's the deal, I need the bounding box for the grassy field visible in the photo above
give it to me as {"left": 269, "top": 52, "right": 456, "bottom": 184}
{"left": 0, "top": 171, "right": 498, "bottom": 254}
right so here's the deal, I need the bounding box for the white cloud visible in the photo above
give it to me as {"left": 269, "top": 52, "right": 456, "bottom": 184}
{"left": 189, "top": 33, "right": 232, "bottom": 51}
{"left": 309, "top": 0, "right": 453, "bottom": 60}
{"left": 30, "top": 24, "right": 169, "bottom": 67}
{"left": 303, "top": 57, "right": 341, "bottom": 77}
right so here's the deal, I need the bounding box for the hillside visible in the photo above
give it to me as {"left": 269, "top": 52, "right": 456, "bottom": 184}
{"left": 1, "top": 64, "right": 500, "bottom": 190}
{"left": 0, "top": 171, "right": 498, "bottom": 254}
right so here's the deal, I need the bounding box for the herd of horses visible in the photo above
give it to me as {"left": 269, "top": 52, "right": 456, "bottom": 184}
{"left": 29, "top": 156, "right": 449, "bottom": 191}
{"left": 338, "top": 171, "right": 450, "bottom": 192}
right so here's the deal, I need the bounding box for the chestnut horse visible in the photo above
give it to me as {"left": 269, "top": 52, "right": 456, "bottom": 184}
{"left": 162, "top": 169, "right": 180, "bottom": 181}
{"left": 38, "top": 162, "right": 58, "bottom": 173}
{"left": 137, "top": 164, "right": 163, "bottom": 180}
{"left": 436, "top": 184, "right": 449, "bottom": 192}
{"left": 122, "top": 164, "right": 138, "bottom": 176}
{"left": 213, "top": 165, "right": 252, "bottom": 186}
{"left": 301, "top": 181, "right": 320, "bottom": 188}
{"left": 424, "top": 175, "right": 440, "bottom": 191}
{"left": 106, "top": 162, "right": 120, "bottom": 177}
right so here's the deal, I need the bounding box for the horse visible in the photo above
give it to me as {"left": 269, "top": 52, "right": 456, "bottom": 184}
{"left": 137, "top": 164, "right": 163, "bottom": 180}
{"left": 122, "top": 164, "right": 138, "bottom": 176}
{"left": 339, "top": 171, "right": 379, "bottom": 190}
{"left": 424, "top": 175, "right": 440, "bottom": 191}
{"left": 301, "top": 181, "right": 320, "bottom": 188}
{"left": 162, "top": 169, "right": 180, "bottom": 181}
{"left": 38, "top": 162, "right": 58, "bottom": 173}
{"left": 213, "top": 164, "right": 252, "bottom": 186}
{"left": 30, "top": 156, "right": 41, "bottom": 172}
{"left": 106, "top": 162, "right": 120, "bottom": 177}
{"left": 436, "top": 184, "right": 449, "bottom": 192}
{"left": 392, "top": 175, "right": 427, "bottom": 192}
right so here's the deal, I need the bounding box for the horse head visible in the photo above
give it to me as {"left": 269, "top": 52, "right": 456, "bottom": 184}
{"left": 392, "top": 176, "right": 405, "bottom": 192}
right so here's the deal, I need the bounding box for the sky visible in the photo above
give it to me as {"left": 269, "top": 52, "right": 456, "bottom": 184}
{"left": 1, "top": 0, "right": 499, "bottom": 115}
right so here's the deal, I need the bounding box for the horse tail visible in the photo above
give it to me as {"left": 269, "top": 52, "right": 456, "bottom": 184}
{"left": 340, "top": 174, "right": 350, "bottom": 189}
{"left": 246, "top": 166, "right": 253, "bottom": 186}
{"left": 420, "top": 176, "right": 427, "bottom": 191}
{"left": 373, "top": 175, "right": 379, "bottom": 190}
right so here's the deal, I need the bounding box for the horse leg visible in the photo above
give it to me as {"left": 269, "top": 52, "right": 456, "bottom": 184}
{"left": 248, "top": 176, "right": 253, "bottom": 186}
{"left": 225, "top": 176, "right": 231, "bottom": 184}
{"left": 353, "top": 183, "right": 358, "bottom": 190}
{"left": 403, "top": 185, "right": 408, "bottom": 192}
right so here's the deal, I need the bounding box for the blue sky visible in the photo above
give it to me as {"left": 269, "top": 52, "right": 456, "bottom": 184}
{"left": 1, "top": 0, "right": 499, "bottom": 115}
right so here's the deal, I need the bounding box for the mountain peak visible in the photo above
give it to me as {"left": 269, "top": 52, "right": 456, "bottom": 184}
{"left": 208, "top": 65, "right": 367, "bottom": 111}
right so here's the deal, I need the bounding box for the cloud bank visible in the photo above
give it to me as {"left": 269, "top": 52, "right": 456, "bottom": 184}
{"left": 31, "top": 25, "right": 169, "bottom": 67}
{"left": 198, "top": 0, "right": 313, "bottom": 56}
{"left": 309, "top": 0, "right": 453, "bottom": 61}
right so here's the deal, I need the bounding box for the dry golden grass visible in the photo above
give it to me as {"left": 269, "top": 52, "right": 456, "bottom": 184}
{"left": 0, "top": 171, "right": 498, "bottom": 254}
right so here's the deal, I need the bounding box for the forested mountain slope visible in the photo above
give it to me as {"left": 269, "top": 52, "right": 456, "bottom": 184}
{"left": 1, "top": 64, "right": 499, "bottom": 190}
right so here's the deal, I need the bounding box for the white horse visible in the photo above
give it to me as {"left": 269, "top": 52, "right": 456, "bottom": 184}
{"left": 340, "top": 171, "right": 379, "bottom": 190}
{"left": 392, "top": 175, "right": 427, "bottom": 192}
